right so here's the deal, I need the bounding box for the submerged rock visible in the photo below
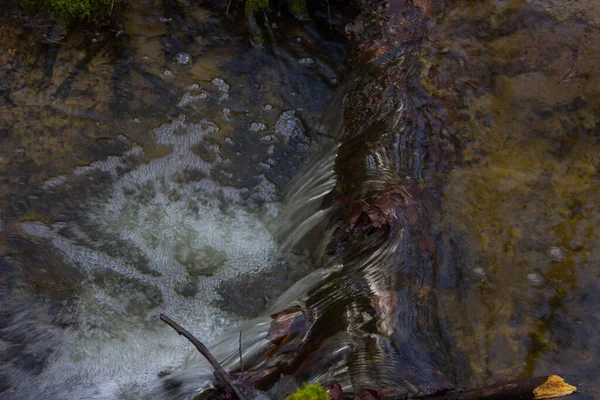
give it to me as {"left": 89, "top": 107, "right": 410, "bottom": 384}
{"left": 175, "top": 245, "right": 227, "bottom": 277}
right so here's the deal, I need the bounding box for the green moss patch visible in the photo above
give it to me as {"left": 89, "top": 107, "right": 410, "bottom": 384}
{"left": 19, "top": 0, "right": 123, "bottom": 25}
{"left": 285, "top": 383, "right": 329, "bottom": 400}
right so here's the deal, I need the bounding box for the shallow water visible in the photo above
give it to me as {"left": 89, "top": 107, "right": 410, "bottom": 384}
{"left": 1, "top": 0, "right": 600, "bottom": 398}
{"left": 418, "top": 0, "right": 600, "bottom": 396}
{"left": 0, "top": 1, "right": 346, "bottom": 398}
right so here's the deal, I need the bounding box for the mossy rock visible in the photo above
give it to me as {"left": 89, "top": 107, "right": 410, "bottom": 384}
{"left": 285, "top": 383, "right": 329, "bottom": 400}
{"left": 19, "top": 0, "right": 124, "bottom": 25}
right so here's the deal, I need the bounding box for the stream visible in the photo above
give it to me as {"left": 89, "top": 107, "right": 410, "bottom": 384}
{"left": 1, "top": 0, "right": 600, "bottom": 399}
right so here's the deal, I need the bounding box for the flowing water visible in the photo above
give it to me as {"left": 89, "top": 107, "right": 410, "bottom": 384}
{"left": 0, "top": 1, "right": 347, "bottom": 398}
{"left": 1, "top": 0, "right": 600, "bottom": 399}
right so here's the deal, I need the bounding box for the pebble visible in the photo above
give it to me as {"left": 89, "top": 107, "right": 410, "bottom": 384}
{"left": 163, "top": 70, "right": 173, "bottom": 77}
{"left": 264, "top": 104, "right": 273, "bottom": 111}
{"left": 132, "top": 117, "right": 140, "bottom": 124}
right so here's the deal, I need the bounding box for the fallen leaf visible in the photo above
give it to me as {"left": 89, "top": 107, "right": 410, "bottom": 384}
{"left": 534, "top": 375, "right": 577, "bottom": 399}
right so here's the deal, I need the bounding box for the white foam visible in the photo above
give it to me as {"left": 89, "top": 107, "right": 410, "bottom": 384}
{"left": 9, "top": 115, "right": 283, "bottom": 399}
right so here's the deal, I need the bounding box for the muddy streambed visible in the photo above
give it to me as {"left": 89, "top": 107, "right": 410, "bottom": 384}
{"left": 0, "top": 0, "right": 600, "bottom": 399}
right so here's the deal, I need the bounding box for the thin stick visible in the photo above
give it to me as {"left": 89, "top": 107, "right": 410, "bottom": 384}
{"left": 238, "top": 331, "right": 244, "bottom": 374}
{"left": 109, "top": 0, "right": 115, "bottom": 16}
{"left": 159, "top": 313, "right": 249, "bottom": 400}
{"left": 226, "top": 0, "right": 234, "bottom": 15}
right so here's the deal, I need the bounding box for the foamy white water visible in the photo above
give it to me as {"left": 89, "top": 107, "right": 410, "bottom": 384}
{"left": 1, "top": 110, "right": 305, "bottom": 399}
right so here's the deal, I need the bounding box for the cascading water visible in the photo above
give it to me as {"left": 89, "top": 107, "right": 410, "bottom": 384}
{"left": 0, "top": 1, "right": 349, "bottom": 397}
{"left": 0, "top": 111, "right": 312, "bottom": 399}
{"left": 3, "top": 0, "right": 600, "bottom": 398}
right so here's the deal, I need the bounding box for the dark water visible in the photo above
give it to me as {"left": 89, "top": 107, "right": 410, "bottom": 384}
{"left": 1, "top": 0, "right": 599, "bottom": 398}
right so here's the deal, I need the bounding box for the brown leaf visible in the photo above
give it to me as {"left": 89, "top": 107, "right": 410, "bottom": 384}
{"left": 329, "top": 384, "right": 344, "bottom": 400}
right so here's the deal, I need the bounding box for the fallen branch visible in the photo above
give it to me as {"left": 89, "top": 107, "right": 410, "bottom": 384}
{"left": 159, "top": 313, "right": 250, "bottom": 400}
{"left": 425, "top": 375, "right": 577, "bottom": 400}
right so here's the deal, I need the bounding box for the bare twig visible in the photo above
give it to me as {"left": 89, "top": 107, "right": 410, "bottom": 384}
{"left": 159, "top": 313, "right": 249, "bottom": 400}
{"left": 109, "top": 0, "right": 115, "bottom": 16}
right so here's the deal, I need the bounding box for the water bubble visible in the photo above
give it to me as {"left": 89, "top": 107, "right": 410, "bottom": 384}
{"left": 178, "top": 91, "right": 210, "bottom": 107}
{"left": 295, "top": 37, "right": 302, "bottom": 43}
{"left": 159, "top": 16, "right": 172, "bottom": 22}
{"left": 264, "top": 104, "right": 273, "bottom": 111}
{"left": 143, "top": 56, "right": 149, "bottom": 61}
{"left": 275, "top": 110, "right": 305, "bottom": 144}
{"left": 298, "top": 58, "right": 315, "bottom": 65}
{"left": 527, "top": 272, "right": 545, "bottom": 287}
{"left": 91, "top": 38, "right": 98, "bottom": 43}
{"left": 331, "top": 77, "right": 339, "bottom": 85}
{"left": 472, "top": 267, "right": 486, "bottom": 278}
{"left": 548, "top": 246, "right": 567, "bottom": 261}
{"left": 261, "top": 134, "right": 276, "bottom": 143}
{"left": 211, "top": 77, "right": 230, "bottom": 93}
{"left": 163, "top": 69, "right": 173, "bottom": 77}
{"left": 132, "top": 117, "right": 140, "bottom": 124}
{"left": 187, "top": 83, "right": 200, "bottom": 91}
{"left": 249, "top": 121, "right": 268, "bottom": 132}
{"left": 214, "top": 316, "right": 225, "bottom": 328}
{"left": 174, "top": 52, "right": 193, "bottom": 66}
{"left": 222, "top": 108, "right": 231, "bottom": 120}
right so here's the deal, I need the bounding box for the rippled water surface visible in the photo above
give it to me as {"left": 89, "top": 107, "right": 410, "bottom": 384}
{"left": 1, "top": 0, "right": 599, "bottom": 398}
